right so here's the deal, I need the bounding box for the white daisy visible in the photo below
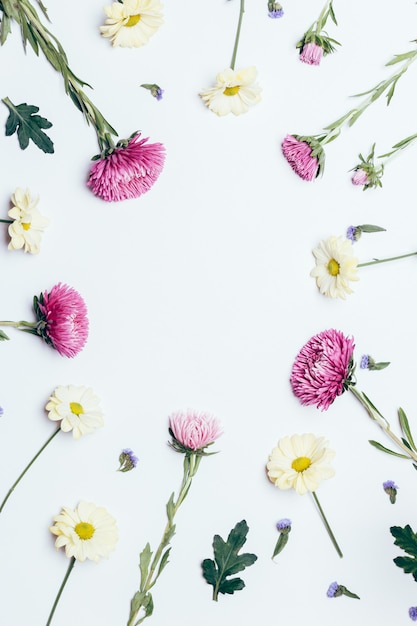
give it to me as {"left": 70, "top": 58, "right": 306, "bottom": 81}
{"left": 310, "top": 236, "right": 359, "bottom": 299}
{"left": 199, "top": 66, "right": 261, "bottom": 116}
{"left": 50, "top": 501, "right": 118, "bottom": 562}
{"left": 100, "top": 0, "right": 163, "bottom": 48}
{"left": 7, "top": 187, "right": 49, "bottom": 254}
{"left": 267, "top": 433, "right": 335, "bottom": 495}
{"left": 45, "top": 385, "right": 104, "bottom": 440}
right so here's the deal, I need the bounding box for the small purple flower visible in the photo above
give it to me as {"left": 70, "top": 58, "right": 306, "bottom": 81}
{"left": 0, "top": 406, "right": 3, "bottom": 417}
{"left": 118, "top": 448, "right": 138, "bottom": 472}
{"left": 276, "top": 518, "right": 292, "bottom": 532}
{"left": 360, "top": 355, "right": 370, "bottom": 369}
{"left": 141, "top": 83, "right": 164, "bottom": 101}
{"left": 409, "top": 607, "right": 417, "bottom": 621}
{"left": 327, "top": 581, "right": 339, "bottom": 598}
{"left": 268, "top": 1, "right": 284, "bottom": 18}
{"left": 383, "top": 480, "right": 399, "bottom": 504}
{"left": 346, "top": 226, "right": 357, "bottom": 242}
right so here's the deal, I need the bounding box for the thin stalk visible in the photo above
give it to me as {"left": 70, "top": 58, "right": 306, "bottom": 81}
{"left": 127, "top": 453, "right": 201, "bottom": 626}
{"left": 358, "top": 251, "right": 417, "bottom": 268}
{"left": 311, "top": 491, "right": 343, "bottom": 558}
{"left": 0, "top": 320, "right": 37, "bottom": 329}
{"left": 0, "top": 427, "right": 60, "bottom": 513}
{"left": 0, "top": 219, "right": 12, "bottom": 224}
{"left": 45, "top": 557, "right": 75, "bottom": 626}
{"left": 230, "top": 0, "right": 245, "bottom": 70}
{"left": 349, "top": 386, "right": 417, "bottom": 462}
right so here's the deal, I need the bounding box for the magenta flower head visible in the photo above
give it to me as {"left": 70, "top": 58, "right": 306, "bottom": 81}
{"left": 290, "top": 329, "right": 355, "bottom": 411}
{"left": 351, "top": 168, "right": 370, "bottom": 187}
{"left": 168, "top": 409, "right": 223, "bottom": 455}
{"left": 34, "top": 283, "right": 89, "bottom": 357}
{"left": 281, "top": 134, "right": 325, "bottom": 181}
{"left": 299, "top": 42, "right": 324, "bottom": 66}
{"left": 87, "top": 132, "right": 166, "bottom": 202}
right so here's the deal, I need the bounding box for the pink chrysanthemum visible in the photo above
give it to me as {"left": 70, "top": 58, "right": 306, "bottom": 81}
{"left": 87, "top": 132, "right": 165, "bottom": 202}
{"left": 290, "top": 329, "right": 355, "bottom": 411}
{"left": 169, "top": 409, "right": 223, "bottom": 452}
{"left": 299, "top": 42, "right": 324, "bottom": 66}
{"left": 351, "top": 168, "right": 370, "bottom": 186}
{"left": 281, "top": 134, "right": 321, "bottom": 181}
{"left": 34, "top": 283, "right": 89, "bottom": 357}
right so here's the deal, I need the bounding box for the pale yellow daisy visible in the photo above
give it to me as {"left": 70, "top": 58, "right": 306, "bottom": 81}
{"left": 199, "top": 66, "right": 262, "bottom": 116}
{"left": 50, "top": 501, "right": 118, "bottom": 562}
{"left": 267, "top": 433, "right": 335, "bottom": 495}
{"left": 310, "top": 236, "right": 359, "bottom": 299}
{"left": 45, "top": 385, "right": 104, "bottom": 439}
{"left": 7, "top": 187, "right": 49, "bottom": 254}
{"left": 100, "top": 0, "right": 163, "bottom": 48}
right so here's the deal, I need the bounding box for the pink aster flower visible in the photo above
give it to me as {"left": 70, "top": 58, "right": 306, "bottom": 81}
{"left": 290, "top": 329, "right": 355, "bottom": 411}
{"left": 299, "top": 42, "right": 324, "bottom": 66}
{"left": 351, "top": 168, "right": 370, "bottom": 186}
{"left": 87, "top": 132, "right": 166, "bottom": 202}
{"left": 169, "top": 409, "right": 223, "bottom": 453}
{"left": 281, "top": 134, "right": 324, "bottom": 181}
{"left": 0, "top": 283, "right": 88, "bottom": 358}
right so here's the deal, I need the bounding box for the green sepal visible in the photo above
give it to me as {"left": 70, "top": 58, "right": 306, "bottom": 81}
{"left": 0, "top": 330, "right": 9, "bottom": 340}
{"left": 368, "top": 440, "right": 409, "bottom": 458}
{"left": 398, "top": 408, "right": 417, "bottom": 452}
{"left": 2, "top": 97, "right": 54, "bottom": 153}
{"left": 356, "top": 224, "right": 386, "bottom": 233}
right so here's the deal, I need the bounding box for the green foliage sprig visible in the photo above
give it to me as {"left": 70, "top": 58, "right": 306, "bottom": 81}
{"left": 202, "top": 519, "right": 257, "bottom": 601}
{"left": 391, "top": 525, "right": 417, "bottom": 580}
{"left": 2, "top": 97, "right": 53, "bottom": 152}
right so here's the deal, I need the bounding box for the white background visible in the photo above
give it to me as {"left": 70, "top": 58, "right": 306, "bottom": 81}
{"left": 1, "top": 1, "right": 417, "bottom": 624}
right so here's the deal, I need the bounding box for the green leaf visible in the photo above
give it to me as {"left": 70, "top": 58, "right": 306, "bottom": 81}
{"left": 385, "top": 51, "right": 417, "bottom": 66}
{"left": 391, "top": 524, "right": 417, "bottom": 581}
{"left": 2, "top": 97, "right": 54, "bottom": 153}
{"left": 156, "top": 547, "right": 171, "bottom": 579}
{"left": 202, "top": 520, "right": 257, "bottom": 601}
{"left": 368, "top": 439, "right": 409, "bottom": 458}
{"left": 139, "top": 543, "right": 152, "bottom": 588}
{"left": 0, "top": 330, "right": 9, "bottom": 341}
{"left": 398, "top": 408, "right": 417, "bottom": 452}
{"left": 357, "top": 224, "right": 386, "bottom": 233}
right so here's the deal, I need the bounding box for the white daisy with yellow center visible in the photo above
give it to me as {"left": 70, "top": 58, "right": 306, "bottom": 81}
{"left": 45, "top": 385, "right": 104, "bottom": 439}
{"left": 267, "top": 433, "right": 335, "bottom": 495}
{"left": 50, "top": 501, "right": 118, "bottom": 562}
{"left": 100, "top": 0, "right": 164, "bottom": 48}
{"left": 310, "top": 235, "right": 359, "bottom": 299}
{"left": 199, "top": 67, "right": 262, "bottom": 116}
{"left": 7, "top": 187, "right": 49, "bottom": 254}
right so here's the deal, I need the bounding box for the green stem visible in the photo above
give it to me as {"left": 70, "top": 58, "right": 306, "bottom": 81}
{"left": 358, "top": 251, "right": 417, "bottom": 268}
{"left": 0, "top": 427, "right": 60, "bottom": 513}
{"left": 320, "top": 49, "right": 417, "bottom": 146}
{"left": 349, "top": 386, "right": 417, "bottom": 462}
{"left": 230, "top": 0, "right": 245, "bottom": 70}
{"left": 127, "top": 452, "right": 201, "bottom": 626}
{"left": 0, "top": 219, "right": 12, "bottom": 224}
{"left": 315, "top": 0, "right": 331, "bottom": 33}
{"left": 45, "top": 557, "right": 75, "bottom": 626}
{"left": 0, "top": 320, "right": 37, "bottom": 329}
{"left": 311, "top": 491, "right": 343, "bottom": 558}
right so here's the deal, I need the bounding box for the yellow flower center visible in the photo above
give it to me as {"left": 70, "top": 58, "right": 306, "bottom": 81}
{"left": 223, "top": 86, "right": 240, "bottom": 96}
{"left": 70, "top": 402, "right": 84, "bottom": 416}
{"left": 126, "top": 14, "right": 141, "bottom": 27}
{"left": 327, "top": 258, "right": 340, "bottom": 276}
{"left": 75, "top": 522, "right": 95, "bottom": 540}
{"left": 292, "top": 456, "right": 311, "bottom": 472}
{"left": 22, "top": 222, "right": 31, "bottom": 231}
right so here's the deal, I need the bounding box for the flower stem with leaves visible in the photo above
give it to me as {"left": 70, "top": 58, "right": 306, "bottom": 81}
{"left": 0, "top": 0, "right": 117, "bottom": 153}
{"left": 296, "top": 0, "right": 339, "bottom": 57}
{"left": 127, "top": 452, "right": 202, "bottom": 626}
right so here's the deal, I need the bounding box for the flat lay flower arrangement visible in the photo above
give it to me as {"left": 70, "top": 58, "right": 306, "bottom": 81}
{"left": 1, "top": 1, "right": 417, "bottom": 625}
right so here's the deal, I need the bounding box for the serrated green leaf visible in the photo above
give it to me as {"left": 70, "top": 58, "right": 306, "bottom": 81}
{"left": 393, "top": 556, "right": 417, "bottom": 581}
{"left": 368, "top": 439, "right": 409, "bottom": 458}
{"left": 2, "top": 97, "right": 54, "bottom": 153}
{"left": 390, "top": 525, "right": 417, "bottom": 580}
{"left": 202, "top": 520, "right": 257, "bottom": 601}
{"left": 398, "top": 408, "right": 417, "bottom": 452}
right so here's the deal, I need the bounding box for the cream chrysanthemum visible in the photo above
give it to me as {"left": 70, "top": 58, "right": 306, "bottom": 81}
{"left": 7, "top": 187, "right": 49, "bottom": 254}
{"left": 45, "top": 385, "right": 104, "bottom": 439}
{"left": 199, "top": 67, "right": 261, "bottom": 116}
{"left": 50, "top": 501, "right": 118, "bottom": 562}
{"left": 100, "top": 0, "right": 163, "bottom": 48}
{"left": 267, "top": 433, "right": 335, "bottom": 495}
{"left": 310, "top": 236, "right": 359, "bottom": 299}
